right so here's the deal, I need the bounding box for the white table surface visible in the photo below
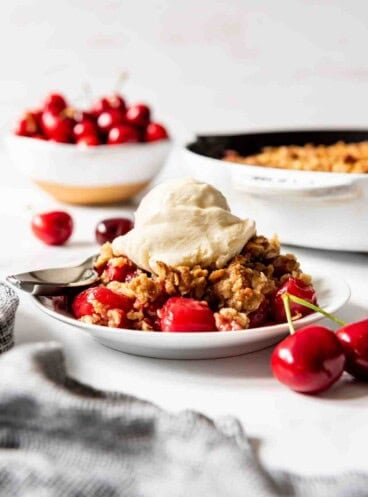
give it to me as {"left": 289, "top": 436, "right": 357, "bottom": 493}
{"left": 1, "top": 147, "right": 368, "bottom": 478}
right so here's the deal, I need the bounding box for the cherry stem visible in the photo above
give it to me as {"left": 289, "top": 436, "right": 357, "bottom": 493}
{"left": 282, "top": 294, "right": 295, "bottom": 334}
{"left": 114, "top": 71, "right": 129, "bottom": 93}
{"left": 284, "top": 293, "right": 347, "bottom": 327}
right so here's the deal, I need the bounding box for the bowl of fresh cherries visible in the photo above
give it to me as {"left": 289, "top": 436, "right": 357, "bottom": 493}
{"left": 7, "top": 92, "right": 171, "bottom": 205}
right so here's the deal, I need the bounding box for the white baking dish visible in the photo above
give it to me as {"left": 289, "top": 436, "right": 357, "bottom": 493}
{"left": 184, "top": 130, "right": 368, "bottom": 252}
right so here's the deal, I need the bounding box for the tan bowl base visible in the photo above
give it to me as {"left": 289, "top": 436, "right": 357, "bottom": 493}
{"left": 34, "top": 180, "right": 149, "bottom": 205}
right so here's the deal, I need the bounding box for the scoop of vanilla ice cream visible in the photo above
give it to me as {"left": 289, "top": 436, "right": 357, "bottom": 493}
{"left": 112, "top": 177, "right": 256, "bottom": 273}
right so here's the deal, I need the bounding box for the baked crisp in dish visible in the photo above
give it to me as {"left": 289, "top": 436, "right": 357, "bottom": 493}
{"left": 71, "top": 178, "right": 317, "bottom": 332}
{"left": 224, "top": 141, "right": 368, "bottom": 173}
{"left": 72, "top": 235, "right": 313, "bottom": 332}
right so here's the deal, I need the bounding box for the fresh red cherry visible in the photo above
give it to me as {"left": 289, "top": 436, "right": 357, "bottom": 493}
{"left": 125, "top": 104, "right": 151, "bottom": 127}
{"left": 73, "top": 120, "right": 98, "bottom": 140}
{"left": 336, "top": 319, "right": 368, "bottom": 381}
{"left": 107, "top": 124, "right": 140, "bottom": 145}
{"left": 95, "top": 217, "right": 134, "bottom": 245}
{"left": 273, "top": 278, "right": 317, "bottom": 323}
{"left": 76, "top": 134, "right": 100, "bottom": 146}
{"left": 91, "top": 94, "right": 126, "bottom": 116}
{"left": 73, "top": 110, "right": 95, "bottom": 123}
{"left": 271, "top": 325, "right": 345, "bottom": 394}
{"left": 31, "top": 211, "right": 73, "bottom": 246}
{"left": 144, "top": 122, "right": 169, "bottom": 142}
{"left": 43, "top": 93, "right": 67, "bottom": 114}
{"left": 97, "top": 109, "right": 125, "bottom": 134}
{"left": 72, "top": 287, "right": 133, "bottom": 318}
{"left": 41, "top": 110, "right": 74, "bottom": 143}
{"left": 14, "top": 113, "right": 38, "bottom": 136}
{"left": 158, "top": 297, "right": 216, "bottom": 332}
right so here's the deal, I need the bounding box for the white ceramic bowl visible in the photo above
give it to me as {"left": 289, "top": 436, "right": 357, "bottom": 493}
{"left": 7, "top": 135, "right": 171, "bottom": 205}
{"left": 184, "top": 130, "right": 368, "bottom": 252}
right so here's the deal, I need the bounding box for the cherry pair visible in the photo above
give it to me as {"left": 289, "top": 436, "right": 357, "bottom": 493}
{"left": 271, "top": 293, "right": 368, "bottom": 394}
{"left": 31, "top": 211, "right": 133, "bottom": 246}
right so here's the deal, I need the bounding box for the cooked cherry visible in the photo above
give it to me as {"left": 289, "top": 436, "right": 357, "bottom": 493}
{"left": 97, "top": 109, "right": 125, "bottom": 134}
{"left": 144, "top": 122, "right": 169, "bottom": 142}
{"left": 248, "top": 298, "right": 270, "bottom": 328}
{"left": 107, "top": 124, "right": 140, "bottom": 144}
{"left": 104, "top": 259, "right": 138, "bottom": 283}
{"left": 72, "top": 287, "right": 132, "bottom": 318}
{"left": 125, "top": 104, "right": 150, "bottom": 127}
{"left": 336, "top": 319, "right": 368, "bottom": 381}
{"left": 31, "top": 211, "right": 73, "bottom": 246}
{"left": 43, "top": 93, "right": 67, "bottom": 114}
{"left": 158, "top": 297, "right": 216, "bottom": 332}
{"left": 273, "top": 278, "right": 317, "bottom": 323}
{"left": 271, "top": 325, "right": 345, "bottom": 394}
{"left": 95, "top": 217, "right": 134, "bottom": 245}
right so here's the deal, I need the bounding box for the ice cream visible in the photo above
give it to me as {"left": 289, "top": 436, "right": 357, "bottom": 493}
{"left": 112, "top": 177, "right": 256, "bottom": 273}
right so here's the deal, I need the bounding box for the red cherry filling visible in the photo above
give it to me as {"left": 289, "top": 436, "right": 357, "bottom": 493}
{"left": 158, "top": 297, "right": 216, "bottom": 332}
{"left": 273, "top": 278, "right": 317, "bottom": 323}
{"left": 271, "top": 325, "right": 345, "bottom": 394}
{"left": 72, "top": 287, "right": 132, "bottom": 319}
{"left": 248, "top": 298, "right": 270, "bottom": 328}
{"left": 103, "top": 258, "right": 138, "bottom": 283}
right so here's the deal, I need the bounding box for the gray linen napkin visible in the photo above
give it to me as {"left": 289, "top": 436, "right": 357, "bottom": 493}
{"left": 0, "top": 283, "right": 18, "bottom": 353}
{"left": 0, "top": 284, "right": 367, "bottom": 496}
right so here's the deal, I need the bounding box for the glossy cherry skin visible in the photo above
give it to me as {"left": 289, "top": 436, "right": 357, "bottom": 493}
{"left": 41, "top": 110, "right": 74, "bottom": 143}
{"left": 144, "top": 122, "right": 169, "bottom": 142}
{"left": 72, "top": 287, "right": 132, "bottom": 318}
{"left": 107, "top": 124, "right": 140, "bottom": 144}
{"left": 31, "top": 211, "right": 73, "bottom": 246}
{"left": 76, "top": 134, "right": 101, "bottom": 146}
{"left": 125, "top": 104, "right": 151, "bottom": 127}
{"left": 336, "top": 319, "right": 368, "bottom": 380}
{"left": 158, "top": 297, "right": 216, "bottom": 332}
{"left": 95, "top": 217, "right": 134, "bottom": 245}
{"left": 271, "top": 325, "right": 345, "bottom": 394}
{"left": 273, "top": 277, "right": 317, "bottom": 323}
{"left": 14, "top": 113, "right": 38, "bottom": 136}
{"left": 97, "top": 109, "right": 125, "bottom": 134}
{"left": 73, "top": 120, "right": 98, "bottom": 140}
{"left": 91, "top": 94, "right": 126, "bottom": 116}
{"left": 43, "top": 93, "right": 67, "bottom": 114}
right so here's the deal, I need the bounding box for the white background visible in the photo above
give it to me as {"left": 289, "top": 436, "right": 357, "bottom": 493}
{"left": 1, "top": 0, "right": 368, "bottom": 479}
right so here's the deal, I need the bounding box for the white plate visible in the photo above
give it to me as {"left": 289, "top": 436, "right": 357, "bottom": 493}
{"left": 32, "top": 274, "right": 350, "bottom": 360}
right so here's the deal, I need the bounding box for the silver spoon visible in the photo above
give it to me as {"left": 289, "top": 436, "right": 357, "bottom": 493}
{"left": 6, "top": 255, "right": 99, "bottom": 296}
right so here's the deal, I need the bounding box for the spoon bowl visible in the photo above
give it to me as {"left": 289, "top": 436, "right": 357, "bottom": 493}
{"left": 7, "top": 255, "right": 99, "bottom": 296}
